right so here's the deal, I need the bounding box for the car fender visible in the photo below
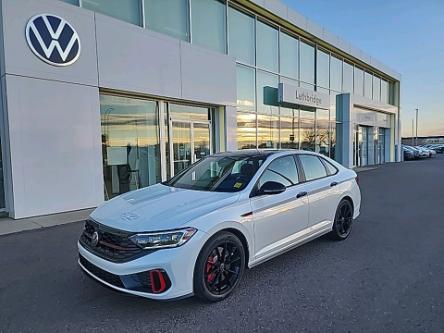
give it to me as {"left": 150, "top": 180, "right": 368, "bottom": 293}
{"left": 195, "top": 220, "right": 254, "bottom": 267}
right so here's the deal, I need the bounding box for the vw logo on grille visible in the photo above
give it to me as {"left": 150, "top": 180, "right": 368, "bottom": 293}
{"left": 25, "top": 14, "right": 81, "bottom": 66}
{"left": 91, "top": 231, "right": 99, "bottom": 247}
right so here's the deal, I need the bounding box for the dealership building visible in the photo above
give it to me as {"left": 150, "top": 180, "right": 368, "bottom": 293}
{"left": 0, "top": 0, "right": 401, "bottom": 219}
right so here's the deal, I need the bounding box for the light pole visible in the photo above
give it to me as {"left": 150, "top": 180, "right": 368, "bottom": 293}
{"left": 411, "top": 119, "right": 414, "bottom": 145}
{"left": 415, "top": 108, "right": 419, "bottom": 146}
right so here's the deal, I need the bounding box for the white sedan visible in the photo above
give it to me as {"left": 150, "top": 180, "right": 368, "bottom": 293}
{"left": 78, "top": 150, "right": 361, "bottom": 302}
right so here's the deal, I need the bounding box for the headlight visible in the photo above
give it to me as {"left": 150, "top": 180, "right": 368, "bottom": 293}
{"left": 129, "top": 227, "right": 197, "bottom": 249}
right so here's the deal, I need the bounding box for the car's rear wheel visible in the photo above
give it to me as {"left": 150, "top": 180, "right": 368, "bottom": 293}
{"left": 194, "top": 232, "right": 245, "bottom": 302}
{"left": 329, "top": 199, "right": 354, "bottom": 240}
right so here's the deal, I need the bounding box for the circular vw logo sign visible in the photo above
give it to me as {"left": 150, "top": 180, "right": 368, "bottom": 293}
{"left": 91, "top": 231, "right": 99, "bottom": 247}
{"left": 25, "top": 14, "right": 81, "bottom": 66}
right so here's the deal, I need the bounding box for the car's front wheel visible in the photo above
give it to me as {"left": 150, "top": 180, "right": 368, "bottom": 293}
{"left": 329, "top": 199, "right": 354, "bottom": 240}
{"left": 194, "top": 231, "right": 246, "bottom": 302}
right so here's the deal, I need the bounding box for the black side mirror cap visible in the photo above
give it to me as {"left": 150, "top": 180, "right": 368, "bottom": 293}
{"left": 258, "top": 181, "right": 286, "bottom": 195}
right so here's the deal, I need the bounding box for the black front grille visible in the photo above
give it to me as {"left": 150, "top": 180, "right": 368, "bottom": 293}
{"left": 79, "top": 254, "right": 124, "bottom": 288}
{"left": 79, "top": 219, "right": 150, "bottom": 263}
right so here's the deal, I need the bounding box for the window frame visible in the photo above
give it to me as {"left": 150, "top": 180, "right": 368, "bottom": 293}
{"left": 250, "top": 154, "right": 302, "bottom": 197}
{"left": 294, "top": 154, "right": 335, "bottom": 183}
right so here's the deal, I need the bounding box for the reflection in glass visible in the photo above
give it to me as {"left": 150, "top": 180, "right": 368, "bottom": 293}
{"left": 330, "top": 55, "right": 342, "bottom": 92}
{"left": 169, "top": 104, "right": 209, "bottom": 122}
{"left": 300, "top": 41, "right": 315, "bottom": 85}
{"left": 317, "top": 49, "right": 330, "bottom": 89}
{"left": 280, "top": 32, "right": 298, "bottom": 79}
{"left": 83, "top": 0, "right": 141, "bottom": 25}
{"left": 354, "top": 67, "right": 364, "bottom": 96}
{"left": 145, "top": 0, "right": 189, "bottom": 41}
{"left": 256, "top": 21, "right": 278, "bottom": 72}
{"left": 172, "top": 122, "right": 192, "bottom": 175}
{"left": 193, "top": 123, "right": 211, "bottom": 161}
{"left": 299, "top": 110, "right": 315, "bottom": 151}
{"left": 237, "top": 112, "right": 257, "bottom": 149}
{"left": 280, "top": 108, "right": 299, "bottom": 149}
{"left": 257, "top": 70, "right": 278, "bottom": 114}
{"left": 316, "top": 109, "right": 330, "bottom": 156}
{"left": 236, "top": 64, "right": 255, "bottom": 113}
{"left": 257, "top": 113, "right": 279, "bottom": 149}
{"left": 330, "top": 122, "right": 337, "bottom": 160}
{"left": 101, "top": 95, "right": 160, "bottom": 199}
{"left": 191, "top": 0, "right": 226, "bottom": 53}
{"left": 343, "top": 61, "right": 354, "bottom": 93}
{"left": 228, "top": 7, "right": 255, "bottom": 65}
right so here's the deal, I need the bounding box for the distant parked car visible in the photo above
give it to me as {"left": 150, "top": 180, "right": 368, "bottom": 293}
{"left": 403, "top": 145, "right": 420, "bottom": 159}
{"left": 402, "top": 146, "right": 416, "bottom": 160}
{"left": 415, "top": 146, "right": 433, "bottom": 158}
{"left": 423, "top": 144, "right": 444, "bottom": 154}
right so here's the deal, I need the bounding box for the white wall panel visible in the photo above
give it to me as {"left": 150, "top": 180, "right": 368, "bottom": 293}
{"left": 5, "top": 75, "right": 103, "bottom": 218}
{"left": 1, "top": 0, "right": 98, "bottom": 85}
{"left": 180, "top": 42, "right": 236, "bottom": 106}
{"left": 96, "top": 13, "right": 182, "bottom": 99}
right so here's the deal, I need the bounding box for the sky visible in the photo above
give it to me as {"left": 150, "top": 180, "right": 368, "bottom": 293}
{"left": 282, "top": 0, "right": 444, "bottom": 137}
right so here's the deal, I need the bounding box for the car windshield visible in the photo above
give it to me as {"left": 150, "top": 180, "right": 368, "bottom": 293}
{"left": 165, "top": 155, "right": 267, "bottom": 192}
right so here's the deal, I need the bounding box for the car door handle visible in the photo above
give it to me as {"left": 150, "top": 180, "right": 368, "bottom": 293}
{"left": 330, "top": 182, "right": 338, "bottom": 187}
{"left": 296, "top": 191, "right": 307, "bottom": 199}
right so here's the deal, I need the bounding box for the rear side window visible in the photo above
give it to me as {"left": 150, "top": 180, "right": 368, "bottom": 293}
{"left": 322, "top": 159, "right": 338, "bottom": 175}
{"left": 257, "top": 156, "right": 299, "bottom": 188}
{"left": 298, "top": 155, "right": 327, "bottom": 181}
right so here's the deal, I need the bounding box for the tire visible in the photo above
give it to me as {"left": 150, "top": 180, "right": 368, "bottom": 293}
{"left": 194, "top": 231, "right": 246, "bottom": 302}
{"left": 329, "top": 199, "right": 354, "bottom": 241}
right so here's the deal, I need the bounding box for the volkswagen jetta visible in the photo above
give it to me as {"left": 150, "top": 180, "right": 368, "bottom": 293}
{"left": 78, "top": 150, "right": 361, "bottom": 302}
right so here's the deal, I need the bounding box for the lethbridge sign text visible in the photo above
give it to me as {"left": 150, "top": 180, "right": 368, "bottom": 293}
{"left": 278, "top": 83, "right": 330, "bottom": 110}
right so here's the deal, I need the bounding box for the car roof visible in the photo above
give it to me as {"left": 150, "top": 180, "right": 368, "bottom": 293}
{"left": 212, "top": 149, "right": 315, "bottom": 159}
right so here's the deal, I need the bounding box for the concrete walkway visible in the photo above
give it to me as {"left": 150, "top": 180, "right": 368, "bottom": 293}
{"left": 0, "top": 208, "right": 93, "bottom": 236}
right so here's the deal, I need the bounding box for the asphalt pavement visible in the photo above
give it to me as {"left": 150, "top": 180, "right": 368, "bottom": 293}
{"left": 1, "top": 155, "right": 443, "bottom": 332}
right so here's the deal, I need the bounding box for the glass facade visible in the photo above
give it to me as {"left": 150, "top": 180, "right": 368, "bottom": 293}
{"left": 100, "top": 95, "right": 161, "bottom": 199}
{"left": 330, "top": 56, "right": 342, "bottom": 93}
{"left": 256, "top": 21, "right": 278, "bottom": 72}
{"left": 354, "top": 67, "right": 364, "bottom": 96}
{"left": 280, "top": 32, "right": 298, "bottom": 79}
{"left": 236, "top": 64, "right": 255, "bottom": 113}
{"left": 228, "top": 7, "right": 255, "bottom": 65}
{"left": 145, "top": 0, "right": 189, "bottom": 41}
{"left": 316, "top": 49, "right": 329, "bottom": 89}
{"left": 373, "top": 76, "right": 381, "bottom": 101}
{"left": 364, "top": 72, "right": 373, "bottom": 99}
{"left": 83, "top": 0, "right": 141, "bottom": 25}
{"left": 343, "top": 61, "right": 354, "bottom": 93}
{"left": 191, "top": 0, "right": 226, "bottom": 53}
{"left": 299, "top": 110, "right": 315, "bottom": 151}
{"left": 300, "top": 41, "right": 315, "bottom": 86}
{"left": 316, "top": 109, "right": 330, "bottom": 156}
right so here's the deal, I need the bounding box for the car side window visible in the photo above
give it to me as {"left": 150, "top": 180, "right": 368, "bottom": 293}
{"left": 298, "top": 155, "right": 328, "bottom": 181}
{"left": 322, "top": 159, "right": 338, "bottom": 175}
{"left": 257, "top": 156, "right": 299, "bottom": 189}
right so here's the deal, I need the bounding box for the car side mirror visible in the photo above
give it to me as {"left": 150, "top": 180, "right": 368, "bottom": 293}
{"left": 258, "top": 181, "right": 286, "bottom": 195}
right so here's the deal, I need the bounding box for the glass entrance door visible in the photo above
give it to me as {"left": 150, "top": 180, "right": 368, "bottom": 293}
{"left": 356, "top": 126, "right": 369, "bottom": 167}
{"left": 376, "top": 128, "right": 386, "bottom": 164}
{"left": 171, "top": 121, "right": 192, "bottom": 175}
{"left": 170, "top": 121, "right": 212, "bottom": 177}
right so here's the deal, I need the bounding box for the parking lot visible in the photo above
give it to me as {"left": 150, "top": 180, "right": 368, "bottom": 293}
{"left": 1, "top": 155, "right": 444, "bottom": 333}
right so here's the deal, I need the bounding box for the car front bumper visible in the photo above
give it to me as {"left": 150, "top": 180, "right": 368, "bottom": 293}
{"left": 78, "top": 229, "right": 208, "bottom": 300}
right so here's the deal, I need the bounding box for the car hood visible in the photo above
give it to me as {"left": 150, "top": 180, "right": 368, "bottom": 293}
{"left": 90, "top": 184, "right": 240, "bottom": 232}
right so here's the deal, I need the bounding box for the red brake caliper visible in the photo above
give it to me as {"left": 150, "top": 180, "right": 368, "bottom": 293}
{"left": 206, "top": 255, "right": 217, "bottom": 283}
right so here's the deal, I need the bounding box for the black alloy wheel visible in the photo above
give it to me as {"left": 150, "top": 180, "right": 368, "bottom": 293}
{"left": 194, "top": 232, "right": 245, "bottom": 302}
{"left": 329, "top": 199, "right": 354, "bottom": 240}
